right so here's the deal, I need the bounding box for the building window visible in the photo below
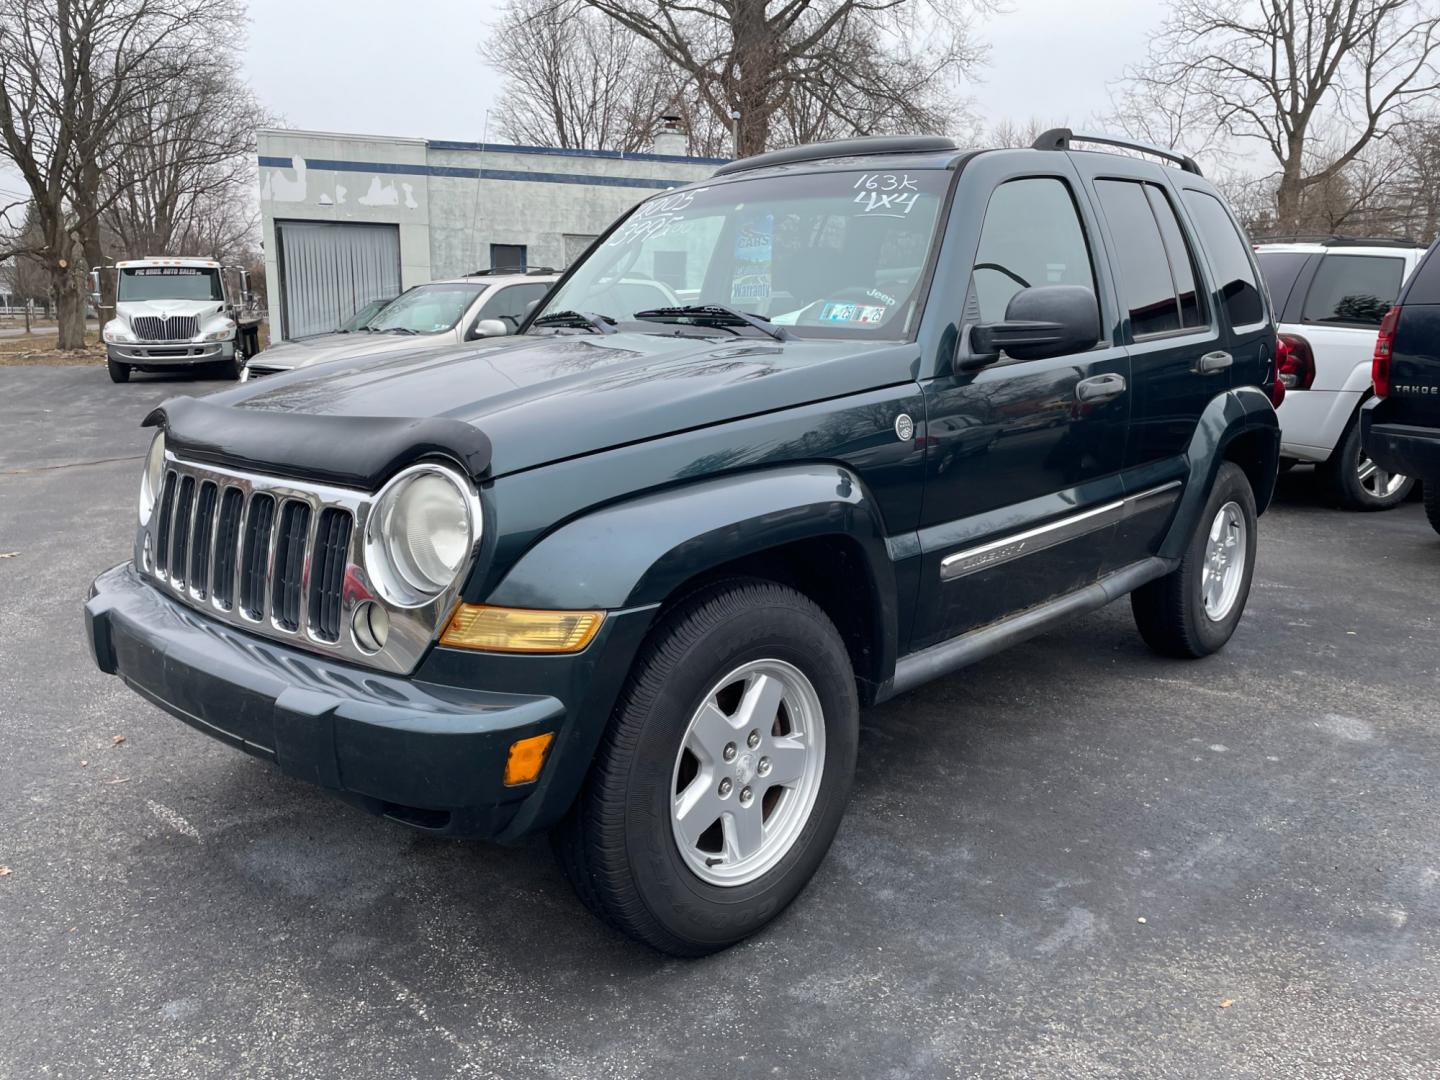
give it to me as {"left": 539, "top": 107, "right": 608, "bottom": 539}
{"left": 490, "top": 243, "right": 527, "bottom": 272}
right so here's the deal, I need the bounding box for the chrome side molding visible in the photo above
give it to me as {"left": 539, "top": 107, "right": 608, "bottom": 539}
{"left": 939, "top": 481, "right": 1181, "bottom": 581}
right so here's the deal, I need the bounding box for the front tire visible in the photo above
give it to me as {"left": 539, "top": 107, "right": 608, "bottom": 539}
{"left": 214, "top": 347, "right": 246, "bottom": 381}
{"left": 1131, "top": 461, "right": 1258, "bottom": 658}
{"left": 1325, "top": 416, "right": 1413, "bottom": 510}
{"left": 554, "top": 579, "right": 858, "bottom": 956}
{"left": 106, "top": 357, "right": 130, "bottom": 383}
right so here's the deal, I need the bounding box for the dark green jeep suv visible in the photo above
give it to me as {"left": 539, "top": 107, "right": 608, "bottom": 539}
{"left": 85, "top": 131, "right": 1281, "bottom": 955}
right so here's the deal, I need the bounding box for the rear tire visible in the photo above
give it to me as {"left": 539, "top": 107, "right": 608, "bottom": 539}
{"left": 1325, "top": 416, "right": 1413, "bottom": 510}
{"left": 553, "top": 579, "right": 858, "bottom": 956}
{"left": 1425, "top": 482, "right": 1440, "bottom": 536}
{"left": 106, "top": 357, "right": 130, "bottom": 383}
{"left": 1131, "top": 461, "right": 1258, "bottom": 658}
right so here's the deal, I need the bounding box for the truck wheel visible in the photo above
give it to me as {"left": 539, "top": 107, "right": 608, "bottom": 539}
{"left": 1131, "top": 461, "right": 1257, "bottom": 659}
{"left": 1424, "top": 483, "right": 1440, "bottom": 536}
{"left": 106, "top": 357, "right": 130, "bottom": 383}
{"left": 553, "top": 579, "right": 858, "bottom": 956}
{"left": 1325, "top": 416, "right": 1413, "bottom": 510}
{"left": 215, "top": 348, "right": 246, "bottom": 381}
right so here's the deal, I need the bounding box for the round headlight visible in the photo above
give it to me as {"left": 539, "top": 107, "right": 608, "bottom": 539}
{"left": 366, "top": 466, "right": 476, "bottom": 605}
{"left": 138, "top": 433, "right": 165, "bottom": 524}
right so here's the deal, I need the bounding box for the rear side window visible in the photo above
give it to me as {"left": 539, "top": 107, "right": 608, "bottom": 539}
{"left": 1095, "top": 179, "right": 1205, "bottom": 337}
{"left": 1182, "top": 190, "right": 1265, "bottom": 327}
{"left": 1255, "top": 251, "right": 1312, "bottom": 315}
{"left": 1401, "top": 243, "right": 1440, "bottom": 304}
{"left": 1301, "top": 254, "right": 1404, "bottom": 327}
{"left": 971, "top": 177, "right": 1096, "bottom": 324}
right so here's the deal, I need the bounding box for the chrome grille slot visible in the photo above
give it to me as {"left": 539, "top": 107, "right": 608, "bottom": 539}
{"left": 190, "top": 481, "right": 218, "bottom": 599}
{"left": 212, "top": 487, "right": 243, "bottom": 610}
{"left": 154, "top": 472, "right": 178, "bottom": 575}
{"left": 308, "top": 509, "right": 352, "bottom": 642}
{"left": 171, "top": 475, "right": 196, "bottom": 587}
{"left": 271, "top": 500, "right": 311, "bottom": 632}
{"left": 240, "top": 493, "right": 276, "bottom": 620}
{"left": 131, "top": 315, "right": 199, "bottom": 342}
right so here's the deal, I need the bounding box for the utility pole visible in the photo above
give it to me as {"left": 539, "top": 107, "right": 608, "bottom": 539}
{"left": 729, "top": 108, "right": 741, "bottom": 159}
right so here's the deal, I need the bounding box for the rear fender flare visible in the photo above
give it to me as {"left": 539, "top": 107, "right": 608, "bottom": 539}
{"left": 1159, "top": 387, "right": 1280, "bottom": 560}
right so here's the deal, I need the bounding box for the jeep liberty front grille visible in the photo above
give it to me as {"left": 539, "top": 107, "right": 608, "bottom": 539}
{"left": 140, "top": 454, "right": 462, "bottom": 675}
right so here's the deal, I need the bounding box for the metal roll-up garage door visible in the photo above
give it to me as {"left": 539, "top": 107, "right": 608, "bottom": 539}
{"left": 276, "top": 221, "right": 401, "bottom": 340}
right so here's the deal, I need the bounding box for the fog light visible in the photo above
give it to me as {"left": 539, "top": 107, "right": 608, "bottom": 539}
{"left": 352, "top": 600, "right": 390, "bottom": 653}
{"left": 504, "top": 732, "right": 554, "bottom": 786}
{"left": 440, "top": 604, "right": 603, "bottom": 653}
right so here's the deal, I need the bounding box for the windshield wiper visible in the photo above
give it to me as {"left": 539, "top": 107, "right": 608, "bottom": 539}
{"left": 532, "top": 309, "right": 617, "bottom": 335}
{"left": 632, "top": 304, "right": 790, "bottom": 342}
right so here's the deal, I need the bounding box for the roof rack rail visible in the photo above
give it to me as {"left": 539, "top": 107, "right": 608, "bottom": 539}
{"left": 1033, "top": 128, "right": 1203, "bottom": 176}
{"left": 1252, "top": 234, "right": 1421, "bottom": 249}
{"left": 713, "top": 135, "right": 959, "bottom": 178}
{"left": 469, "top": 265, "right": 559, "bottom": 276}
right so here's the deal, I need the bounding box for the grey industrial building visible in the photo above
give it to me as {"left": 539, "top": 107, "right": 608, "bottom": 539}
{"left": 256, "top": 127, "right": 724, "bottom": 340}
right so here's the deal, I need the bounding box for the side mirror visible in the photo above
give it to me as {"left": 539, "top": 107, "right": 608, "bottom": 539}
{"left": 965, "top": 285, "right": 1100, "bottom": 367}
{"left": 88, "top": 292, "right": 102, "bottom": 309}
{"left": 471, "top": 318, "right": 509, "bottom": 340}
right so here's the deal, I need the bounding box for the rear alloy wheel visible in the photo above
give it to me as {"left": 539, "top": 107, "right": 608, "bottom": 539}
{"left": 1132, "top": 461, "right": 1258, "bottom": 658}
{"left": 1326, "top": 416, "right": 1413, "bottom": 510}
{"left": 554, "top": 579, "right": 858, "bottom": 956}
{"left": 106, "top": 357, "right": 130, "bottom": 383}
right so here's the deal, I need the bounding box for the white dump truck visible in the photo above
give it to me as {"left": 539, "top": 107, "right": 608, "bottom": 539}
{"left": 92, "top": 257, "right": 262, "bottom": 383}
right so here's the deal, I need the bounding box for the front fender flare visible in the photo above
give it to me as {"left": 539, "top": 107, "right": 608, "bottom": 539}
{"left": 487, "top": 462, "right": 897, "bottom": 614}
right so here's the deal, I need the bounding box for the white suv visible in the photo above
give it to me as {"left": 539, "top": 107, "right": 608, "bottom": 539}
{"left": 247, "top": 269, "right": 560, "bottom": 378}
{"left": 1255, "top": 239, "right": 1427, "bottom": 509}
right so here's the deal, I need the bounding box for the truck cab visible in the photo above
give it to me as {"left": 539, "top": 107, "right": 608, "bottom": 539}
{"left": 94, "top": 257, "right": 262, "bottom": 383}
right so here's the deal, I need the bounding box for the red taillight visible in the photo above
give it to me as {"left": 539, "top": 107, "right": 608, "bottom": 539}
{"left": 1373, "top": 305, "right": 1400, "bottom": 397}
{"left": 1276, "top": 333, "right": 1315, "bottom": 391}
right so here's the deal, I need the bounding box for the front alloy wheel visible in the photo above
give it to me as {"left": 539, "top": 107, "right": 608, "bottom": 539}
{"left": 554, "top": 579, "right": 858, "bottom": 956}
{"left": 671, "top": 659, "right": 826, "bottom": 887}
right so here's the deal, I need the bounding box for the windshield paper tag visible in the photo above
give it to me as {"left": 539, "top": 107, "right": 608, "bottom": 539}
{"left": 731, "top": 214, "right": 773, "bottom": 304}
{"left": 820, "top": 302, "right": 886, "bottom": 324}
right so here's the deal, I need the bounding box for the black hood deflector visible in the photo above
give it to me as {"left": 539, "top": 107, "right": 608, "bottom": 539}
{"left": 143, "top": 396, "right": 492, "bottom": 489}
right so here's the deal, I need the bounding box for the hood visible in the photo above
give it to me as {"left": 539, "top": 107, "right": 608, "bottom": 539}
{"left": 206, "top": 330, "right": 919, "bottom": 479}
{"left": 116, "top": 298, "right": 226, "bottom": 322}
{"left": 251, "top": 331, "right": 450, "bottom": 370}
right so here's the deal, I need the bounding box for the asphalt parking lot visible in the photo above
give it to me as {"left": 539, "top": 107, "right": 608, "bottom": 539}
{"left": 3, "top": 365, "right": 1439, "bottom": 1079}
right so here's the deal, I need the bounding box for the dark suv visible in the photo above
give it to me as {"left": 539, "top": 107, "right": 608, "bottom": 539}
{"left": 85, "top": 131, "right": 1280, "bottom": 955}
{"left": 1363, "top": 238, "right": 1440, "bottom": 536}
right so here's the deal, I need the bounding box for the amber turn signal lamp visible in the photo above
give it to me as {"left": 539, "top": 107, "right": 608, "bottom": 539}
{"left": 440, "top": 604, "right": 604, "bottom": 653}
{"left": 504, "top": 732, "right": 554, "bottom": 786}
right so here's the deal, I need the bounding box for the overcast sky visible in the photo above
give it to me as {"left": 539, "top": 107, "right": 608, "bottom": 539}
{"left": 241, "top": 0, "right": 1165, "bottom": 145}
{"left": 0, "top": 1, "right": 1166, "bottom": 219}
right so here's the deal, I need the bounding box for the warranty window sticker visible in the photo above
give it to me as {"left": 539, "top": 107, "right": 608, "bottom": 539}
{"left": 731, "top": 213, "right": 774, "bottom": 304}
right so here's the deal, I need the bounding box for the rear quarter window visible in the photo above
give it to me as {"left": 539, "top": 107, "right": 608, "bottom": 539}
{"left": 1400, "top": 242, "right": 1440, "bottom": 305}
{"left": 1181, "top": 190, "right": 1266, "bottom": 327}
{"left": 1255, "top": 251, "right": 1312, "bottom": 316}
{"left": 1301, "top": 254, "right": 1403, "bottom": 327}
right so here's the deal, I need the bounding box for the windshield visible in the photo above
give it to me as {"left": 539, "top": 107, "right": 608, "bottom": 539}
{"left": 340, "top": 297, "right": 395, "bottom": 332}
{"left": 117, "top": 267, "right": 223, "bottom": 302}
{"left": 535, "top": 168, "right": 951, "bottom": 338}
{"left": 366, "top": 282, "right": 484, "bottom": 333}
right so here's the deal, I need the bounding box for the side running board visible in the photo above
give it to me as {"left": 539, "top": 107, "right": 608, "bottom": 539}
{"left": 875, "top": 556, "right": 1177, "bottom": 703}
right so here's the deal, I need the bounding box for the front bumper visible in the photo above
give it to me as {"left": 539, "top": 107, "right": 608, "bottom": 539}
{"left": 85, "top": 563, "right": 572, "bottom": 837}
{"left": 1362, "top": 400, "right": 1440, "bottom": 478}
{"left": 107, "top": 341, "right": 231, "bottom": 366}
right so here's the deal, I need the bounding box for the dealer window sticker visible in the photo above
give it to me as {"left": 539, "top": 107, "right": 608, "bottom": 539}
{"left": 731, "top": 213, "right": 773, "bottom": 304}
{"left": 820, "top": 302, "right": 887, "bottom": 324}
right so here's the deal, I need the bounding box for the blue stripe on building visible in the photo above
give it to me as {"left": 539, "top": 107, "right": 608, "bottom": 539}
{"left": 258, "top": 156, "right": 692, "bottom": 190}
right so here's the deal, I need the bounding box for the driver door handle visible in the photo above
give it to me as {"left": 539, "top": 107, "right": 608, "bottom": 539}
{"left": 1196, "top": 350, "right": 1233, "bottom": 374}
{"left": 1075, "top": 372, "right": 1127, "bottom": 402}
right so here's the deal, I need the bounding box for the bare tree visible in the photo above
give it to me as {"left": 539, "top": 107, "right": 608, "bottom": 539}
{"left": 101, "top": 57, "right": 269, "bottom": 261}
{"left": 483, "top": 0, "right": 678, "bottom": 152}
{"left": 1117, "top": 0, "right": 1440, "bottom": 232}
{"left": 581, "top": 0, "right": 993, "bottom": 156}
{"left": 0, "top": 0, "right": 236, "bottom": 349}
